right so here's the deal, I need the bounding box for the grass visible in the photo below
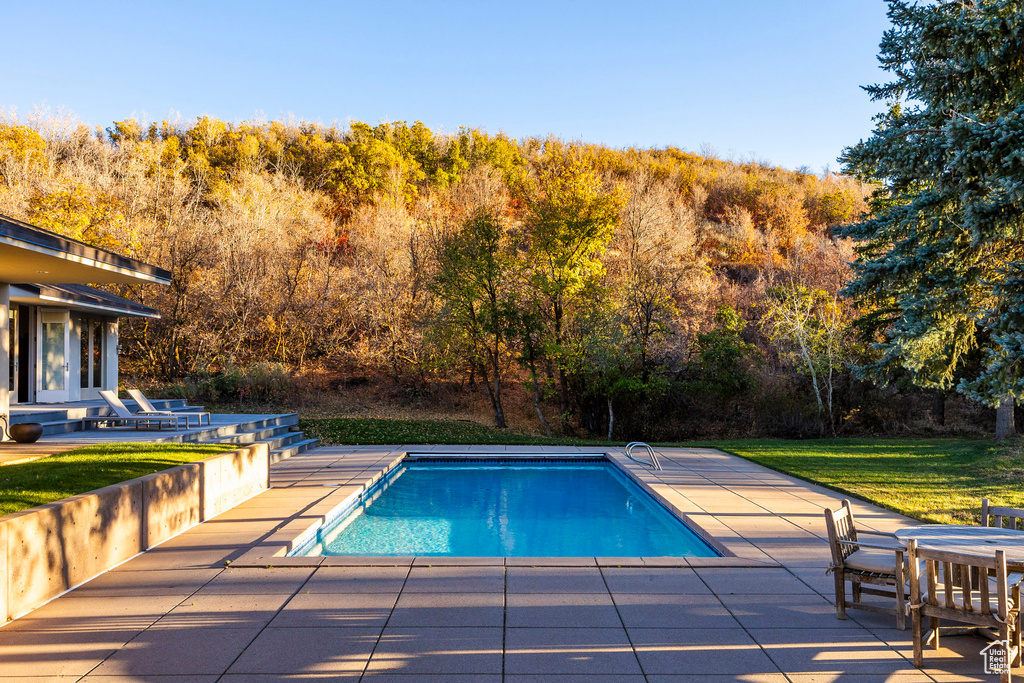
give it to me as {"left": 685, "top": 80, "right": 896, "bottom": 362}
{"left": 0, "top": 442, "right": 234, "bottom": 516}
{"left": 299, "top": 417, "right": 613, "bottom": 446}
{"left": 300, "top": 417, "right": 1023, "bottom": 525}
{"left": 705, "top": 438, "right": 1023, "bottom": 525}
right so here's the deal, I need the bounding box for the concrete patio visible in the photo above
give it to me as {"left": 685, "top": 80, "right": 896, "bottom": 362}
{"left": 0, "top": 444, "right": 1017, "bottom": 681}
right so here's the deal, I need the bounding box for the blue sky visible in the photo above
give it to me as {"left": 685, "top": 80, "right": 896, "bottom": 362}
{"left": 1, "top": 1, "right": 891, "bottom": 171}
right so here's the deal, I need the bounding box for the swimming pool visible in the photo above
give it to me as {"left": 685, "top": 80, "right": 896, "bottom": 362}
{"left": 290, "top": 459, "right": 719, "bottom": 557}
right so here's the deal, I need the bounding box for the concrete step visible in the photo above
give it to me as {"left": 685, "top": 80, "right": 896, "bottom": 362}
{"left": 202, "top": 416, "right": 318, "bottom": 464}
{"left": 36, "top": 418, "right": 100, "bottom": 436}
{"left": 215, "top": 428, "right": 305, "bottom": 452}
{"left": 211, "top": 424, "right": 291, "bottom": 446}
{"left": 269, "top": 437, "right": 320, "bottom": 464}
{"left": 170, "top": 414, "right": 299, "bottom": 445}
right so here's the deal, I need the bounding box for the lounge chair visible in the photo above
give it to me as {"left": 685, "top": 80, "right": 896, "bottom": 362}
{"left": 824, "top": 499, "right": 909, "bottom": 630}
{"left": 127, "top": 388, "right": 211, "bottom": 428}
{"left": 907, "top": 540, "right": 1022, "bottom": 681}
{"left": 83, "top": 390, "right": 184, "bottom": 431}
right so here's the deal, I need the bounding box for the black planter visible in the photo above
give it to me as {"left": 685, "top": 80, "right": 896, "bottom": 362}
{"left": 10, "top": 422, "right": 43, "bottom": 444}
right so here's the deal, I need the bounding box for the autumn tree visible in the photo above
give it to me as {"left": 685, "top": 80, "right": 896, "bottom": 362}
{"left": 524, "top": 153, "right": 622, "bottom": 432}
{"left": 431, "top": 208, "right": 517, "bottom": 427}
{"left": 761, "top": 284, "right": 848, "bottom": 435}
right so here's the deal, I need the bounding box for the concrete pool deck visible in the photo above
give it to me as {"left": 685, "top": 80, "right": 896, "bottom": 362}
{"left": 0, "top": 444, "right": 1017, "bottom": 681}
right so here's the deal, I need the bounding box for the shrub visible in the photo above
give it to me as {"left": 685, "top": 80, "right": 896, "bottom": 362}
{"left": 168, "top": 361, "right": 294, "bottom": 405}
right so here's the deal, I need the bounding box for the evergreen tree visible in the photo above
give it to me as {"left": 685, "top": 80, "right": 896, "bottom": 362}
{"left": 839, "top": 0, "right": 1024, "bottom": 438}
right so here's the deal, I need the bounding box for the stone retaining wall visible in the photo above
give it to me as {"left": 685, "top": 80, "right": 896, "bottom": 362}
{"left": 0, "top": 443, "right": 269, "bottom": 622}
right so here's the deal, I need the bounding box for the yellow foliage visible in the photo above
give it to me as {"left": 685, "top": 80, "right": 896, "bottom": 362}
{"left": 0, "top": 125, "right": 47, "bottom": 184}
{"left": 27, "top": 182, "right": 129, "bottom": 252}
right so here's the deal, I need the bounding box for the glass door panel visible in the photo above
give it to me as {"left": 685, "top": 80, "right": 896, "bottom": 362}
{"left": 37, "top": 310, "right": 70, "bottom": 403}
{"left": 8, "top": 307, "right": 16, "bottom": 398}
{"left": 92, "top": 320, "right": 103, "bottom": 388}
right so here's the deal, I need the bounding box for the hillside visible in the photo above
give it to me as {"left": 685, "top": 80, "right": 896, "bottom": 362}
{"left": 0, "top": 113, "right": 898, "bottom": 439}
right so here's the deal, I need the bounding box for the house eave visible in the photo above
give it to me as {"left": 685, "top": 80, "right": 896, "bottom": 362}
{"left": 10, "top": 284, "right": 162, "bottom": 319}
{"left": 0, "top": 214, "right": 171, "bottom": 286}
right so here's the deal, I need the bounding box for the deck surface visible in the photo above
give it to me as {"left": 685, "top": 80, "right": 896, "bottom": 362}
{"left": 0, "top": 412, "right": 287, "bottom": 465}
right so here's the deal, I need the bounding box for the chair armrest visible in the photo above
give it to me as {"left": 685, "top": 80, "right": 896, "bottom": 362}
{"left": 857, "top": 530, "right": 900, "bottom": 539}
{"left": 837, "top": 539, "right": 907, "bottom": 551}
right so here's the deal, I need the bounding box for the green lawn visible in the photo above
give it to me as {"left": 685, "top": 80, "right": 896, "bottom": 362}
{"left": 0, "top": 443, "right": 233, "bottom": 516}
{"left": 298, "top": 417, "right": 612, "bottom": 446}
{"left": 301, "top": 417, "right": 1021, "bottom": 525}
{"left": 706, "top": 438, "right": 1022, "bottom": 525}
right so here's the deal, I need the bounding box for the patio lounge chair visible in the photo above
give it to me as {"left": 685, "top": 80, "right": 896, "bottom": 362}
{"left": 824, "top": 499, "right": 909, "bottom": 630}
{"left": 127, "top": 388, "right": 211, "bottom": 428}
{"left": 907, "top": 540, "right": 1022, "bottom": 682}
{"left": 83, "top": 390, "right": 184, "bottom": 431}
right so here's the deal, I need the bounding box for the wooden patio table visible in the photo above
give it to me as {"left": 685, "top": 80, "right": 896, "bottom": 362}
{"left": 896, "top": 524, "right": 1024, "bottom": 640}
{"left": 895, "top": 525, "right": 1024, "bottom": 566}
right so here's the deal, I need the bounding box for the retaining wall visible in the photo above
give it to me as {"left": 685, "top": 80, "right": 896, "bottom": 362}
{"left": 0, "top": 442, "right": 269, "bottom": 622}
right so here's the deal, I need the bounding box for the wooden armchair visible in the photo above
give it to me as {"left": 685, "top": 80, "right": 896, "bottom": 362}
{"left": 983, "top": 500, "right": 1024, "bottom": 531}
{"left": 824, "top": 499, "right": 908, "bottom": 629}
{"left": 907, "top": 540, "right": 1022, "bottom": 682}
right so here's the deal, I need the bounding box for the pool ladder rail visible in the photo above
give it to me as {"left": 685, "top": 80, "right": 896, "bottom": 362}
{"left": 624, "top": 442, "right": 662, "bottom": 470}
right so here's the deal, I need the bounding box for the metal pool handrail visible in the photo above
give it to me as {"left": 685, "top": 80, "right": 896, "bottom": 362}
{"left": 625, "top": 442, "right": 662, "bottom": 470}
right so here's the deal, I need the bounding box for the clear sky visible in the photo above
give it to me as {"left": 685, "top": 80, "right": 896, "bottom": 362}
{"left": 1, "top": 0, "right": 891, "bottom": 172}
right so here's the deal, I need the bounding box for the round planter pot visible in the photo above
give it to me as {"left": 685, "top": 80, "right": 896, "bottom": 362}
{"left": 10, "top": 422, "right": 44, "bottom": 444}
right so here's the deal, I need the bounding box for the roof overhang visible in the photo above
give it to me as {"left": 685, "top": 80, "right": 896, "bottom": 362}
{"left": 0, "top": 215, "right": 171, "bottom": 286}
{"left": 10, "top": 284, "right": 161, "bottom": 319}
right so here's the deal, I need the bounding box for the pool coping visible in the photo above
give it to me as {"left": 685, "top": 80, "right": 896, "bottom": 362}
{"left": 230, "top": 450, "right": 780, "bottom": 569}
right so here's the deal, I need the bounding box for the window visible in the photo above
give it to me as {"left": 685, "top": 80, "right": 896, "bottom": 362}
{"left": 93, "top": 320, "right": 103, "bottom": 388}
{"left": 80, "top": 317, "right": 105, "bottom": 390}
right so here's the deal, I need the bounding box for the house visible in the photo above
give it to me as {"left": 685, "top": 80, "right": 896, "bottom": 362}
{"left": 0, "top": 214, "right": 170, "bottom": 431}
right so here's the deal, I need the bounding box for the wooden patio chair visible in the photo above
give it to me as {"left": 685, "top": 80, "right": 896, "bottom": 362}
{"left": 983, "top": 500, "right": 1024, "bottom": 532}
{"left": 907, "top": 540, "right": 1022, "bottom": 682}
{"left": 824, "top": 499, "right": 909, "bottom": 629}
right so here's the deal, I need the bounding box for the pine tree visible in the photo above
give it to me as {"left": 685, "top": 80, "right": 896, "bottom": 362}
{"left": 839, "top": 0, "right": 1024, "bottom": 438}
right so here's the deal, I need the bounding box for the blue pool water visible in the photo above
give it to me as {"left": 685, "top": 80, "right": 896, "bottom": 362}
{"left": 292, "top": 460, "right": 719, "bottom": 557}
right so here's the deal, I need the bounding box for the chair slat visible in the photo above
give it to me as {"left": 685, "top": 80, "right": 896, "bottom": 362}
{"left": 980, "top": 566, "right": 991, "bottom": 616}
{"left": 926, "top": 560, "right": 938, "bottom": 606}
{"left": 959, "top": 563, "right": 973, "bottom": 612}
{"left": 942, "top": 562, "right": 953, "bottom": 608}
